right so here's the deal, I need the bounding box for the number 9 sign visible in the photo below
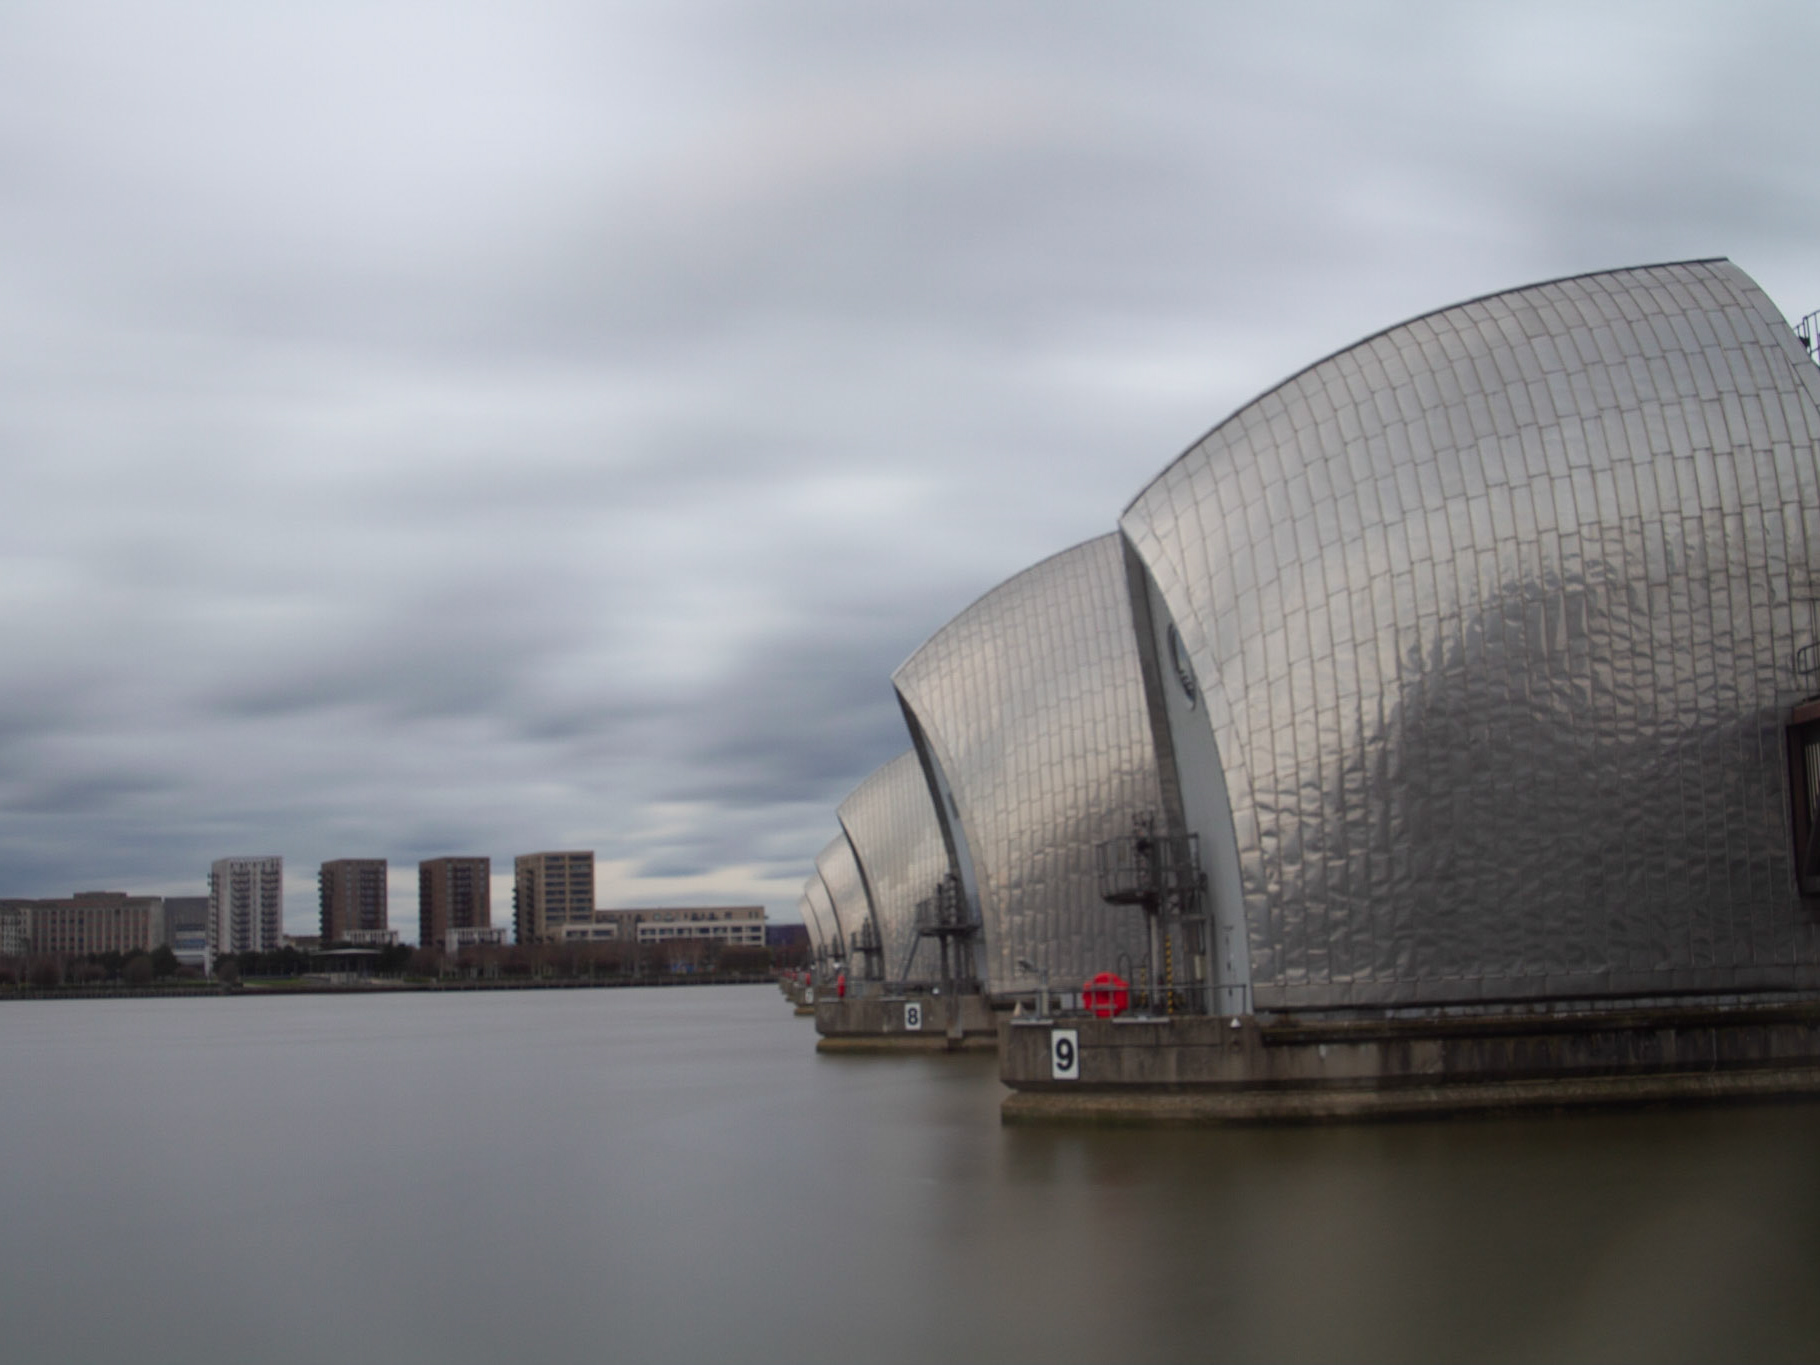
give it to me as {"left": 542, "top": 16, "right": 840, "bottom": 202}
{"left": 1050, "top": 1028, "right": 1079, "bottom": 1081}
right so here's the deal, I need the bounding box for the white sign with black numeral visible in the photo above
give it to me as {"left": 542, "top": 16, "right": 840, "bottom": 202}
{"left": 1050, "top": 1027, "right": 1080, "bottom": 1081}
{"left": 903, "top": 1001, "right": 923, "bottom": 1032}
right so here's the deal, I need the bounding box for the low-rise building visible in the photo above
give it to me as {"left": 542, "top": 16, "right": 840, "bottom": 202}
{"left": 0, "top": 902, "right": 33, "bottom": 956}
{"left": 341, "top": 928, "right": 399, "bottom": 947}
{"left": 592, "top": 906, "right": 766, "bottom": 946}
{"left": 445, "top": 924, "right": 506, "bottom": 952}
{"left": 165, "top": 896, "right": 209, "bottom": 967}
{"left": 23, "top": 892, "right": 165, "bottom": 957}
{"left": 766, "top": 923, "right": 810, "bottom": 955}
{"left": 557, "top": 919, "right": 620, "bottom": 943}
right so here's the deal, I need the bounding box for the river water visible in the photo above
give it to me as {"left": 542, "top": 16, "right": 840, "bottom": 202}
{"left": 1, "top": 985, "right": 1816, "bottom": 1364}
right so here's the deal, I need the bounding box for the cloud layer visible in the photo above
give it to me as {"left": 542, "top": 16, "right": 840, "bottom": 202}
{"left": 3, "top": 0, "right": 1818, "bottom": 934}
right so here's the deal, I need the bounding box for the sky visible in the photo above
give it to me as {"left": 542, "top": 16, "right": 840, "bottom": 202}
{"left": 3, "top": 0, "right": 1819, "bottom": 938}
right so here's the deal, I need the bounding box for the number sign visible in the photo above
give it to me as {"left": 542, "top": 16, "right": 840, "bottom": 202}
{"left": 904, "top": 1001, "right": 923, "bottom": 1032}
{"left": 1051, "top": 1028, "right": 1080, "bottom": 1081}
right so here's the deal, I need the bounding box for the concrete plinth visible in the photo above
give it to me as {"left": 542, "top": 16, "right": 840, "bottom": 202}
{"left": 999, "top": 999, "right": 1820, "bottom": 1124}
{"left": 814, "top": 994, "right": 999, "bottom": 1052}
{"left": 778, "top": 976, "right": 822, "bottom": 1015}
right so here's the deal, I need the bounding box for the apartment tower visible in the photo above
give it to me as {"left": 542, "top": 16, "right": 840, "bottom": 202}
{"left": 513, "top": 852, "right": 593, "bottom": 945}
{"left": 209, "top": 856, "right": 283, "bottom": 956}
{"left": 419, "top": 857, "right": 491, "bottom": 948}
{"left": 319, "top": 859, "right": 388, "bottom": 943}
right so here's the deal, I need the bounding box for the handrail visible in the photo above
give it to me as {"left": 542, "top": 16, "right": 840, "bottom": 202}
{"left": 1797, "top": 310, "right": 1820, "bottom": 364}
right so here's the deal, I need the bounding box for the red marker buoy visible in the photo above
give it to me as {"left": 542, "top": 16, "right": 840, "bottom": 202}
{"left": 1082, "top": 971, "right": 1130, "bottom": 1018}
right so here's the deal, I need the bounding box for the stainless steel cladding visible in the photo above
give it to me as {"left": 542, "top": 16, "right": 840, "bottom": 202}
{"left": 798, "top": 891, "right": 829, "bottom": 956}
{"left": 893, "top": 535, "right": 1164, "bottom": 996}
{"left": 805, "top": 874, "right": 841, "bottom": 958}
{"left": 837, "top": 750, "right": 953, "bottom": 982}
{"left": 814, "top": 834, "right": 876, "bottom": 964}
{"left": 1120, "top": 258, "right": 1820, "bottom": 1011}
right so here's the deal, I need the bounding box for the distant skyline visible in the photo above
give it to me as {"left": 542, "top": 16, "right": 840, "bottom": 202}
{"left": 3, "top": 0, "right": 1819, "bottom": 933}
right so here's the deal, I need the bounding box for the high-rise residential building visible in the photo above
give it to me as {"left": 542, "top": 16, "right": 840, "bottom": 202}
{"left": 419, "top": 857, "right": 491, "bottom": 948}
{"left": 513, "top": 851, "right": 594, "bottom": 945}
{"left": 319, "top": 859, "right": 388, "bottom": 943}
{"left": 209, "top": 857, "right": 283, "bottom": 956}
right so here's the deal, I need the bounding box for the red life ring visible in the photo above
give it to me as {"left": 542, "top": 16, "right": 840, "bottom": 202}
{"left": 1083, "top": 971, "right": 1130, "bottom": 1018}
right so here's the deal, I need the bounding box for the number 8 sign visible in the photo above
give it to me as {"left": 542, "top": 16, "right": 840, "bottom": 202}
{"left": 903, "top": 1001, "right": 923, "bottom": 1031}
{"left": 1050, "top": 1028, "right": 1079, "bottom": 1080}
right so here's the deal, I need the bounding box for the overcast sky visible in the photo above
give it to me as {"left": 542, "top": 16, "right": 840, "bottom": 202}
{"left": 3, "top": 0, "right": 1818, "bottom": 937}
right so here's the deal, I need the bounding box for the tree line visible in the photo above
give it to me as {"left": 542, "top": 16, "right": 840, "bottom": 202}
{"left": 0, "top": 945, "right": 183, "bottom": 989}
{"left": 1, "top": 934, "right": 803, "bottom": 989}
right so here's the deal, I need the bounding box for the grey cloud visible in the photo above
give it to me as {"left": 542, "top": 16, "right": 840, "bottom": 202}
{"left": 6, "top": 771, "right": 176, "bottom": 817}
{"left": 2, "top": 0, "right": 1819, "bottom": 931}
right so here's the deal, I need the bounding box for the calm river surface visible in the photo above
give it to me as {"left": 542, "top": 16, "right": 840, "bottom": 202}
{"left": 2, "top": 985, "right": 1818, "bottom": 1364}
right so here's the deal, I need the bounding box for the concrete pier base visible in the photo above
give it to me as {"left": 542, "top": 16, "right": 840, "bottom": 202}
{"left": 815, "top": 994, "right": 999, "bottom": 1052}
{"left": 778, "top": 977, "right": 817, "bottom": 1016}
{"left": 999, "top": 999, "right": 1820, "bottom": 1124}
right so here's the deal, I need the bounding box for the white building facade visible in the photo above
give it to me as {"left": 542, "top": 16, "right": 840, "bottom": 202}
{"left": 208, "top": 856, "right": 284, "bottom": 960}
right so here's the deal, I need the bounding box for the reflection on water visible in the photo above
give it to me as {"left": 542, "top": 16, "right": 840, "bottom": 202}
{"left": 992, "top": 1113, "right": 1820, "bottom": 1363}
{"left": 1, "top": 987, "right": 1816, "bottom": 1364}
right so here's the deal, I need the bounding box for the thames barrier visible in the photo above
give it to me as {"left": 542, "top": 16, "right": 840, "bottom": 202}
{"left": 792, "top": 258, "right": 1820, "bottom": 1121}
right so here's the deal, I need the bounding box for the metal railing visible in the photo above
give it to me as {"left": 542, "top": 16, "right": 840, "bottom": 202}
{"left": 1003, "top": 983, "right": 1185, "bottom": 1021}
{"left": 1798, "top": 310, "right": 1820, "bottom": 365}
{"left": 903, "top": 871, "right": 980, "bottom": 991}
{"left": 914, "top": 872, "right": 976, "bottom": 935}
{"left": 1095, "top": 815, "right": 1204, "bottom": 906}
{"left": 1796, "top": 640, "right": 1820, "bottom": 682}
{"left": 1096, "top": 813, "right": 1215, "bottom": 1015}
